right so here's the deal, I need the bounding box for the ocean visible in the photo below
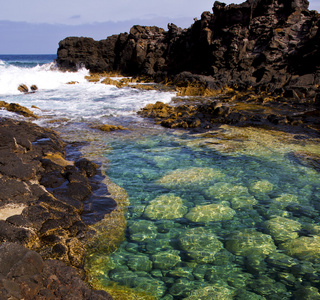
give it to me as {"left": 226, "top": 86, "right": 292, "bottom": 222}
{"left": 1, "top": 55, "right": 320, "bottom": 299}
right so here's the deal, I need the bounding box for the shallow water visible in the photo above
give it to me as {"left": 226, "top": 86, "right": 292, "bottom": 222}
{"left": 1, "top": 56, "right": 320, "bottom": 299}
{"left": 84, "top": 126, "right": 320, "bottom": 300}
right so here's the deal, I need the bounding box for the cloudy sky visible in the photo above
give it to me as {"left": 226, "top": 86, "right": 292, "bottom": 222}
{"left": 0, "top": 0, "right": 319, "bottom": 54}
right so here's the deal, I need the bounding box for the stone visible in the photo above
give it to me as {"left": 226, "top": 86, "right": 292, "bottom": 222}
{"left": 144, "top": 193, "right": 188, "bottom": 220}
{"left": 249, "top": 180, "right": 274, "bottom": 194}
{"left": 152, "top": 250, "right": 181, "bottom": 270}
{"left": 263, "top": 216, "right": 302, "bottom": 242}
{"left": 30, "top": 85, "right": 38, "bottom": 91}
{"left": 129, "top": 219, "right": 158, "bottom": 242}
{"left": 18, "top": 84, "right": 28, "bottom": 93}
{"left": 75, "top": 158, "right": 98, "bottom": 177}
{"left": 127, "top": 254, "right": 153, "bottom": 272}
{"left": 178, "top": 227, "right": 223, "bottom": 263}
{"left": 157, "top": 167, "right": 225, "bottom": 188}
{"left": 226, "top": 229, "right": 277, "bottom": 256}
{"left": 280, "top": 235, "right": 320, "bottom": 262}
{"left": 271, "top": 193, "right": 299, "bottom": 208}
{"left": 0, "top": 243, "right": 111, "bottom": 300}
{"left": 206, "top": 182, "right": 258, "bottom": 209}
{"left": 185, "top": 202, "right": 236, "bottom": 223}
{"left": 184, "top": 285, "right": 234, "bottom": 300}
{"left": 98, "top": 124, "right": 126, "bottom": 132}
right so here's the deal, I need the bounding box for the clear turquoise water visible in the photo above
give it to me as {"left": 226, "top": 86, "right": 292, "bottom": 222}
{"left": 1, "top": 55, "right": 320, "bottom": 299}
{"left": 90, "top": 127, "right": 320, "bottom": 299}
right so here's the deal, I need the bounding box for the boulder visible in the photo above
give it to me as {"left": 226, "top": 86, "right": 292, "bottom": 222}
{"left": 179, "top": 227, "right": 223, "bottom": 263}
{"left": 18, "top": 84, "right": 28, "bottom": 93}
{"left": 185, "top": 202, "right": 236, "bottom": 223}
{"left": 144, "top": 193, "right": 188, "bottom": 220}
{"left": 226, "top": 229, "right": 277, "bottom": 256}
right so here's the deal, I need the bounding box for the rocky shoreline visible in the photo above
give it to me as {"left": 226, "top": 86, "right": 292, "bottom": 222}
{"left": 0, "top": 117, "right": 112, "bottom": 299}
{"left": 56, "top": 0, "right": 320, "bottom": 134}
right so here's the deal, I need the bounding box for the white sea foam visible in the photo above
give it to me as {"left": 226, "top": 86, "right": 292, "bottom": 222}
{"left": 0, "top": 62, "right": 89, "bottom": 95}
{"left": 0, "top": 62, "right": 176, "bottom": 124}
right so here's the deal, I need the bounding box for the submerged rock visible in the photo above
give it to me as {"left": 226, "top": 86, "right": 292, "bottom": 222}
{"left": 152, "top": 249, "right": 181, "bottom": 270}
{"left": 280, "top": 235, "right": 320, "bottom": 262}
{"left": 129, "top": 219, "right": 157, "bottom": 242}
{"left": 185, "top": 202, "right": 236, "bottom": 223}
{"left": 271, "top": 193, "right": 299, "bottom": 208}
{"left": 226, "top": 229, "right": 277, "bottom": 256}
{"left": 250, "top": 180, "right": 274, "bottom": 194}
{"left": 144, "top": 193, "right": 188, "bottom": 220}
{"left": 263, "top": 216, "right": 301, "bottom": 243}
{"left": 206, "top": 182, "right": 258, "bottom": 209}
{"left": 179, "top": 227, "right": 223, "bottom": 263}
{"left": 157, "top": 167, "right": 225, "bottom": 188}
{"left": 184, "top": 284, "right": 234, "bottom": 300}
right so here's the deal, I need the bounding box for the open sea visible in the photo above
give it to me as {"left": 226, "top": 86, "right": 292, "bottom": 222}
{"left": 1, "top": 54, "right": 320, "bottom": 299}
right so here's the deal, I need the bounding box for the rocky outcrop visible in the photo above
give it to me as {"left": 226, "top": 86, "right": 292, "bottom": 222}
{"left": 0, "top": 101, "right": 38, "bottom": 118}
{"left": 0, "top": 242, "right": 111, "bottom": 300}
{"left": 57, "top": 0, "right": 320, "bottom": 101}
{"left": 0, "top": 118, "right": 113, "bottom": 298}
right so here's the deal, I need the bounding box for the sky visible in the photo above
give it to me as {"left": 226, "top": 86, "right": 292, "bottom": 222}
{"left": 0, "top": 0, "right": 319, "bottom": 54}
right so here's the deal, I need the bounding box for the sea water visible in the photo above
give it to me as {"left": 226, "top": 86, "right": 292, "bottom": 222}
{"left": 0, "top": 55, "right": 320, "bottom": 299}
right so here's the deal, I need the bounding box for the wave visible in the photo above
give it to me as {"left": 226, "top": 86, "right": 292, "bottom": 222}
{"left": 0, "top": 62, "right": 90, "bottom": 95}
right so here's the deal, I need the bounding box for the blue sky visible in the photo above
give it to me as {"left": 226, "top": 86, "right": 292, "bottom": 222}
{"left": 1, "top": 0, "right": 319, "bottom": 54}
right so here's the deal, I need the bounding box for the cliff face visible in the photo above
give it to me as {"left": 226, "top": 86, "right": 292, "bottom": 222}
{"left": 57, "top": 0, "right": 320, "bottom": 96}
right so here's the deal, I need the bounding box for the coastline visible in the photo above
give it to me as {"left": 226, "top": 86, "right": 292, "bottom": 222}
{"left": 0, "top": 116, "right": 113, "bottom": 299}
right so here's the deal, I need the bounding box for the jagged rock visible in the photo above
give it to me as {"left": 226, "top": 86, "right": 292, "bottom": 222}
{"left": 57, "top": 0, "right": 320, "bottom": 103}
{"left": 0, "top": 101, "right": 38, "bottom": 118}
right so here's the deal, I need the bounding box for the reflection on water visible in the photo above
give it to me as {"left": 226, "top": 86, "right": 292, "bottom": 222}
{"left": 84, "top": 125, "right": 320, "bottom": 299}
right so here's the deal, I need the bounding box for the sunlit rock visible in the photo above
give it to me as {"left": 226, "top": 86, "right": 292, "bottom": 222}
{"left": 185, "top": 202, "right": 236, "bottom": 223}
{"left": 250, "top": 180, "right": 274, "bottom": 194}
{"left": 280, "top": 235, "right": 320, "bottom": 262}
{"left": 18, "top": 84, "right": 28, "bottom": 93}
{"left": 179, "top": 227, "right": 223, "bottom": 263}
{"left": 129, "top": 220, "right": 157, "bottom": 242}
{"left": 206, "top": 182, "right": 258, "bottom": 209}
{"left": 271, "top": 193, "right": 299, "bottom": 208}
{"left": 156, "top": 167, "right": 225, "bottom": 188}
{"left": 152, "top": 249, "right": 181, "bottom": 270}
{"left": 226, "top": 229, "right": 277, "bottom": 256}
{"left": 263, "top": 216, "right": 301, "bottom": 242}
{"left": 184, "top": 284, "right": 234, "bottom": 300}
{"left": 144, "top": 193, "right": 188, "bottom": 220}
{"left": 30, "top": 85, "right": 38, "bottom": 91}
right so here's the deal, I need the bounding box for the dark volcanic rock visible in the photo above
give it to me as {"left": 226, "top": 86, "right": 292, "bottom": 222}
{"left": 0, "top": 242, "right": 111, "bottom": 300}
{"left": 57, "top": 0, "right": 320, "bottom": 102}
{"left": 0, "top": 118, "right": 113, "bottom": 298}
